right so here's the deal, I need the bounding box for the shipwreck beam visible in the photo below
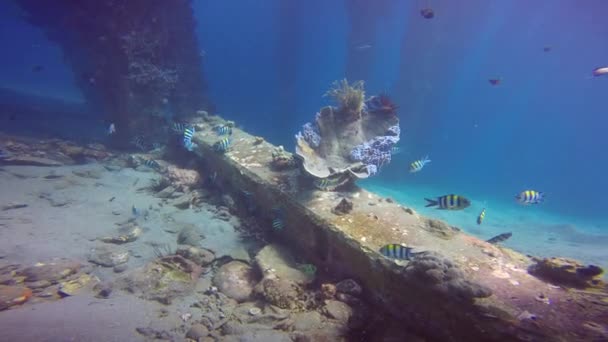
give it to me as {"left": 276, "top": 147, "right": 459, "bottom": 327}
{"left": 189, "top": 116, "right": 607, "bottom": 341}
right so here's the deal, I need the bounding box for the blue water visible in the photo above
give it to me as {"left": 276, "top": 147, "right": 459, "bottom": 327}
{"left": 197, "top": 0, "right": 608, "bottom": 224}
{"left": 1, "top": 1, "right": 607, "bottom": 255}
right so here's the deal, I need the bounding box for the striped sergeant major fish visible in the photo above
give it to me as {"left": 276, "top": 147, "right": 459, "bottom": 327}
{"left": 477, "top": 208, "right": 486, "bottom": 225}
{"left": 215, "top": 124, "right": 233, "bottom": 136}
{"left": 142, "top": 159, "right": 160, "bottom": 170}
{"left": 131, "top": 135, "right": 148, "bottom": 151}
{"left": 0, "top": 148, "right": 10, "bottom": 160}
{"left": 171, "top": 122, "right": 191, "bottom": 133}
{"left": 313, "top": 175, "right": 350, "bottom": 191}
{"left": 241, "top": 190, "right": 257, "bottom": 213}
{"left": 183, "top": 138, "right": 197, "bottom": 152}
{"left": 183, "top": 126, "right": 195, "bottom": 141}
{"left": 425, "top": 194, "right": 471, "bottom": 210}
{"left": 486, "top": 232, "right": 512, "bottom": 244}
{"left": 183, "top": 126, "right": 197, "bottom": 151}
{"left": 515, "top": 190, "right": 544, "bottom": 205}
{"left": 271, "top": 206, "right": 285, "bottom": 230}
{"left": 214, "top": 137, "right": 232, "bottom": 153}
{"left": 379, "top": 244, "right": 419, "bottom": 260}
{"left": 409, "top": 155, "right": 431, "bottom": 173}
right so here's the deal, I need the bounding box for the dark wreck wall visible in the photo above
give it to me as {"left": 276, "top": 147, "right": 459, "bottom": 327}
{"left": 16, "top": 0, "right": 212, "bottom": 145}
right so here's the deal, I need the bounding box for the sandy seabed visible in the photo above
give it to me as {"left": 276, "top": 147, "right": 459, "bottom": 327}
{"left": 0, "top": 163, "right": 239, "bottom": 341}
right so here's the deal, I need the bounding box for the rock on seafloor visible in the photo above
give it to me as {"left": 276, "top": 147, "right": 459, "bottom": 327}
{"left": 1, "top": 202, "right": 28, "bottom": 211}
{"left": 176, "top": 245, "right": 215, "bottom": 266}
{"left": 0, "top": 156, "right": 63, "bottom": 167}
{"left": 212, "top": 261, "right": 258, "bottom": 303}
{"left": 256, "top": 277, "right": 303, "bottom": 310}
{"left": 422, "top": 218, "right": 459, "bottom": 240}
{"left": 18, "top": 261, "right": 81, "bottom": 283}
{"left": 0, "top": 285, "right": 32, "bottom": 310}
{"left": 528, "top": 257, "right": 604, "bottom": 288}
{"left": 405, "top": 252, "right": 492, "bottom": 300}
{"left": 186, "top": 323, "right": 209, "bottom": 340}
{"left": 120, "top": 255, "right": 202, "bottom": 304}
{"left": 255, "top": 244, "right": 315, "bottom": 285}
{"left": 177, "top": 225, "right": 204, "bottom": 247}
{"left": 335, "top": 279, "right": 362, "bottom": 297}
{"left": 323, "top": 299, "right": 353, "bottom": 324}
{"left": 88, "top": 245, "right": 129, "bottom": 267}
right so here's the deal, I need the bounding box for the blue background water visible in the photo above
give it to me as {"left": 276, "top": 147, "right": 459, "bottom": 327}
{"left": 1, "top": 0, "right": 607, "bottom": 230}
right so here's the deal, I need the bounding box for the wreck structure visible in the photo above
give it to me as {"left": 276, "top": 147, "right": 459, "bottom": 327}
{"left": 183, "top": 93, "right": 607, "bottom": 340}
{"left": 16, "top": 0, "right": 212, "bottom": 146}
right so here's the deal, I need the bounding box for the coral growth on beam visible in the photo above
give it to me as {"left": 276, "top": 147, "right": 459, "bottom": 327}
{"left": 295, "top": 79, "right": 400, "bottom": 181}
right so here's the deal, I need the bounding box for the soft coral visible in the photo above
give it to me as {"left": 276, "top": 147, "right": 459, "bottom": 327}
{"left": 366, "top": 94, "right": 399, "bottom": 117}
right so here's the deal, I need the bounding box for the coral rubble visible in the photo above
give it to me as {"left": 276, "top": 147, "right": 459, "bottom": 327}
{"left": 528, "top": 257, "right": 604, "bottom": 288}
{"left": 332, "top": 198, "right": 354, "bottom": 215}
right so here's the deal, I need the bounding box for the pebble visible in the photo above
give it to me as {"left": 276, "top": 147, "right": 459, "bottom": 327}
{"left": 491, "top": 270, "right": 510, "bottom": 279}
{"left": 186, "top": 324, "right": 209, "bottom": 340}
{"left": 1, "top": 203, "right": 28, "bottom": 211}
{"left": 517, "top": 310, "right": 537, "bottom": 321}
{"left": 88, "top": 246, "right": 129, "bottom": 267}
{"left": 535, "top": 294, "right": 550, "bottom": 305}
{"left": 114, "top": 264, "right": 129, "bottom": 273}
{"left": 248, "top": 307, "right": 262, "bottom": 316}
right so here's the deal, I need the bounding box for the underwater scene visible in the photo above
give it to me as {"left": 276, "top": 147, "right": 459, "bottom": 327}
{"left": 1, "top": 0, "right": 607, "bottom": 341}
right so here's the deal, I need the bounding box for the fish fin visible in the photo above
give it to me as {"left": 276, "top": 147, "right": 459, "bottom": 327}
{"left": 424, "top": 198, "right": 438, "bottom": 207}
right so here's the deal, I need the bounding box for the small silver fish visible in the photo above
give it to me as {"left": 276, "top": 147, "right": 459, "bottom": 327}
{"left": 356, "top": 44, "right": 372, "bottom": 50}
{"left": 592, "top": 66, "right": 608, "bottom": 77}
{"left": 107, "top": 123, "right": 116, "bottom": 135}
{"left": 132, "top": 205, "right": 149, "bottom": 220}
